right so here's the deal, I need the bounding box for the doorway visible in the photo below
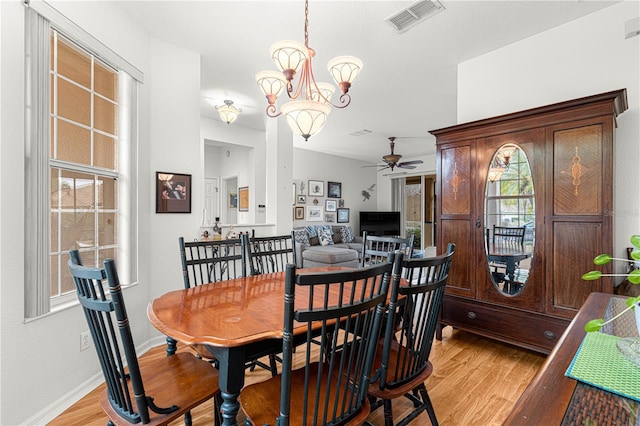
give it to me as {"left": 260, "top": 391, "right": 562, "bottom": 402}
{"left": 222, "top": 176, "right": 238, "bottom": 224}
{"left": 404, "top": 174, "right": 436, "bottom": 250}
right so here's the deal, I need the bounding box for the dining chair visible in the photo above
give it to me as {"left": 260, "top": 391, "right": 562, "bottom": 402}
{"left": 68, "top": 250, "right": 221, "bottom": 426}
{"left": 487, "top": 225, "right": 526, "bottom": 284}
{"left": 361, "top": 231, "right": 414, "bottom": 267}
{"left": 366, "top": 245, "right": 455, "bottom": 426}
{"left": 239, "top": 252, "right": 404, "bottom": 426}
{"left": 242, "top": 233, "right": 296, "bottom": 275}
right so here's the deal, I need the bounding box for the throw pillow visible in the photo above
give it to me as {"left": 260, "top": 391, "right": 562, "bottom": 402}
{"left": 318, "top": 229, "right": 334, "bottom": 246}
{"left": 341, "top": 226, "right": 355, "bottom": 243}
{"left": 315, "top": 224, "right": 333, "bottom": 236}
{"left": 305, "top": 225, "right": 318, "bottom": 238}
{"left": 292, "top": 229, "right": 310, "bottom": 246}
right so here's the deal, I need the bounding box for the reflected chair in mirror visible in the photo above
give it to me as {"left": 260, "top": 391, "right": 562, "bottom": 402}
{"left": 487, "top": 225, "right": 526, "bottom": 291}
{"left": 68, "top": 250, "right": 221, "bottom": 426}
{"left": 361, "top": 231, "right": 414, "bottom": 267}
{"left": 242, "top": 233, "right": 296, "bottom": 276}
{"left": 239, "top": 253, "right": 404, "bottom": 426}
{"left": 367, "top": 245, "right": 455, "bottom": 426}
{"left": 165, "top": 237, "right": 246, "bottom": 362}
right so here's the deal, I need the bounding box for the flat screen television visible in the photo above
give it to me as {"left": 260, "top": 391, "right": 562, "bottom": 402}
{"left": 359, "top": 211, "right": 401, "bottom": 236}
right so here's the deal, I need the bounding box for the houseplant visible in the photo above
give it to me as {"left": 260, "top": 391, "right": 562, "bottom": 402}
{"left": 582, "top": 235, "right": 640, "bottom": 332}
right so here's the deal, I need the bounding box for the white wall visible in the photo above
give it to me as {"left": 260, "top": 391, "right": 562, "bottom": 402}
{"left": 458, "top": 1, "right": 640, "bottom": 259}
{"left": 293, "top": 148, "right": 378, "bottom": 233}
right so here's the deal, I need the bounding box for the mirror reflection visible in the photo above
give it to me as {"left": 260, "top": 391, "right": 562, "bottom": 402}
{"left": 484, "top": 144, "right": 535, "bottom": 296}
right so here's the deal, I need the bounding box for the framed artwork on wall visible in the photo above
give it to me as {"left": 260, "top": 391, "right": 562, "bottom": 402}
{"left": 239, "top": 186, "right": 249, "bottom": 211}
{"left": 325, "top": 199, "right": 337, "bottom": 212}
{"left": 229, "top": 192, "right": 238, "bottom": 209}
{"left": 337, "top": 208, "right": 350, "bottom": 223}
{"left": 327, "top": 181, "right": 342, "bottom": 198}
{"left": 156, "top": 172, "right": 191, "bottom": 213}
{"left": 306, "top": 206, "right": 323, "bottom": 221}
{"left": 325, "top": 213, "right": 336, "bottom": 223}
{"left": 294, "top": 206, "right": 305, "bottom": 220}
{"left": 308, "top": 180, "right": 324, "bottom": 197}
{"left": 297, "top": 195, "right": 306, "bottom": 204}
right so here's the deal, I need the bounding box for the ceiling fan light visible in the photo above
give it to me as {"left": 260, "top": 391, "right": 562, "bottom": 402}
{"left": 280, "top": 100, "right": 331, "bottom": 141}
{"left": 327, "top": 55, "right": 363, "bottom": 92}
{"left": 310, "top": 82, "right": 335, "bottom": 104}
{"left": 255, "top": 70, "right": 288, "bottom": 102}
{"left": 270, "top": 40, "right": 309, "bottom": 77}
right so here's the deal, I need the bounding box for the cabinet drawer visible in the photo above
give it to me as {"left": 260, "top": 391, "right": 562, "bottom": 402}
{"left": 441, "top": 296, "right": 570, "bottom": 353}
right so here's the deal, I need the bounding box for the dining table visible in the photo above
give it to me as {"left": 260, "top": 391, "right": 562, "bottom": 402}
{"left": 147, "top": 266, "right": 389, "bottom": 426}
{"left": 487, "top": 243, "right": 532, "bottom": 293}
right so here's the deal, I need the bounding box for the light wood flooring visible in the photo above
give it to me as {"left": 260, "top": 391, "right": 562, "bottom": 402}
{"left": 48, "top": 326, "right": 545, "bottom": 426}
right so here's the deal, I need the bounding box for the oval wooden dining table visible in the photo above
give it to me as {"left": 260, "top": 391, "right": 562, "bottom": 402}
{"left": 147, "top": 266, "right": 364, "bottom": 426}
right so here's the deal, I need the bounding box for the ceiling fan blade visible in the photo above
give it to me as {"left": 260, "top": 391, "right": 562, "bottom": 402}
{"left": 397, "top": 164, "right": 417, "bottom": 169}
{"left": 398, "top": 160, "right": 424, "bottom": 166}
{"left": 362, "top": 164, "right": 386, "bottom": 168}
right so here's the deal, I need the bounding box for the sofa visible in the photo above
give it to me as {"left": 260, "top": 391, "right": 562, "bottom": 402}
{"left": 292, "top": 225, "right": 363, "bottom": 268}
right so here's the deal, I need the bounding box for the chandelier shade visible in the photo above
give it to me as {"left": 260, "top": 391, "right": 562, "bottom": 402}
{"left": 280, "top": 100, "right": 331, "bottom": 141}
{"left": 216, "top": 100, "right": 241, "bottom": 125}
{"left": 255, "top": 0, "right": 361, "bottom": 140}
{"left": 327, "top": 56, "right": 363, "bottom": 92}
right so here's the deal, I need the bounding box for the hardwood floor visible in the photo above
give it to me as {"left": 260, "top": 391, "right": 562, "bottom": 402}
{"left": 48, "top": 327, "right": 545, "bottom": 426}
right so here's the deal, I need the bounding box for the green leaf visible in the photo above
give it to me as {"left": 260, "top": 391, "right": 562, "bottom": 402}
{"left": 631, "top": 248, "right": 640, "bottom": 262}
{"left": 582, "top": 271, "right": 602, "bottom": 280}
{"left": 626, "top": 297, "right": 639, "bottom": 308}
{"left": 629, "top": 269, "right": 640, "bottom": 285}
{"left": 593, "top": 254, "right": 612, "bottom": 265}
{"left": 585, "top": 319, "right": 604, "bottom": 332}
{"left": 631, "top": 235, "right": 640, "bottom": 249}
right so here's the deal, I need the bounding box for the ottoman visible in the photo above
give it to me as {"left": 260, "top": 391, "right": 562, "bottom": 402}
{"left": 301, "top": 246, "right": 359, "bottom": 268}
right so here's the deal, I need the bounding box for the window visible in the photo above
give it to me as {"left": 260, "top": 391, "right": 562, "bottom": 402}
{"left": 25, "top": 5, "right": 141, "bottom": 317}
{"left": 49, "top": 32, "right": 119, "bottom": 300}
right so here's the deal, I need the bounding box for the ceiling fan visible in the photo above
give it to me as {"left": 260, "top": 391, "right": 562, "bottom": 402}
{"left": 364, "top": 137, "right": 424, "bottom": 171}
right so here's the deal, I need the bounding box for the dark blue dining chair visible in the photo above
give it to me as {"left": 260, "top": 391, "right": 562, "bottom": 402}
{"left": 68, "top": 250, "right": 221, "bottom": 426}
{"left": 239, "top": 252, "right": 404, "bottom": 426}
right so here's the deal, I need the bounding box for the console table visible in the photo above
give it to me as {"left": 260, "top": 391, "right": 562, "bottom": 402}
{"left": 506, "top": 292, "right": 640, "bottom": 425}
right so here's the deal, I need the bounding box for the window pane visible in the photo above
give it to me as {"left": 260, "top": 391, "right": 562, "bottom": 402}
{"left": 95, "top": 62, "right": 118, "bottom": 102}
{"left": 98, "top": 212, "right": 116, "bottom": 246}
{"left": 99, "top": 248, "right": 116, "bottom": 267}
{"left": 59, "top": 170, "right": 94, "bottom": 209}
{"left": 57, "top": 120, "right": 91, "bottom": 164}
{"left": 98, "top": 176, "right": 117, "bottom": 209}
{"left": 61, "top": 211, "right": 95, "bottom": 250}
{"left": 94, "top": 133, "right": 117, "bottom": 170}
{"left": 51, "top": 212, "right": 59, "bottom": 252}
{"left": 57, "top": 78, "right": 91, "bottom": 126}
{"left": 57, "top": 37, "right": 91, "bottom": 88}
{"left": 50, "top": 255, "right": 59, "bottom": 297}
{"left": 94, "top": 95, "right": 117, "bottom": 135}
{"left": 60, "top": 251, "right": 76, "bottom": 295}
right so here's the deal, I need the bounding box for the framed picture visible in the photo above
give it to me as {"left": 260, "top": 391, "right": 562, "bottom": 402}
{"left": 156, "top": 172, "right": 191, "bottom": 213}
{"left": 337, "top": 208, "right": 350, "bottom": 223}
{"left": 239, "top": 186, "right": 249, "bottom": 211}
{"left": 229, "top": 192, "right": 238, "bottom": 209}
{"left": 306, "top": 206, "right": 323, "bottom": 221}
{"left": 328, "top": 181, "right": 342, "bottom": 198}
{"left": 325, "top": 199, "right": 337, "bottom": 212}
{"left": 297, "top": 195, "right": 306, "bottom": 204}
{"left": 293, "top": 183, "right": 296, "bottom": 206}
{"left": 338, "top": 199, "right": 345, "bottom": 208}
{"left": 294, "top": 206, "right": 305, "bottom": 220}
{"left": 308, "top": 180, "right": 324, "bottom": 197}
{"left": 325, "top": 213, "right": 336, "bottom": 223}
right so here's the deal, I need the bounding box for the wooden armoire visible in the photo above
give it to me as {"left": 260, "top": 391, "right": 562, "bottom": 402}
{"left": 431, "top": 89, "right": 628, "bottom": 353}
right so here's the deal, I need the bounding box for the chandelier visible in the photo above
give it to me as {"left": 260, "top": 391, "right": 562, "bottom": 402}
{"left": 488, "top": 144, "right": 517, "bottom": 183}
{"left": 216, "top": 100, "right": 242, "bottom": 125}
{"left": 255, "top": 0, "right": 363, "bottom": 141}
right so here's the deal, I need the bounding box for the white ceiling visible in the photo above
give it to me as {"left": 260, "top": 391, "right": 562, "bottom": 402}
{"left": 116, "top": 1, "right": 618, "bottom": 164}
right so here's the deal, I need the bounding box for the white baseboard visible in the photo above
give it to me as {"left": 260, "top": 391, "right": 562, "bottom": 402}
{"left": 24, "top": 336, "right": 167, "bottom": 425}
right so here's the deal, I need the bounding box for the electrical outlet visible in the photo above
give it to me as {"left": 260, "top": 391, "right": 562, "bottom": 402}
{"left": 80, "top": 331, "right": 91, "bottom": 351}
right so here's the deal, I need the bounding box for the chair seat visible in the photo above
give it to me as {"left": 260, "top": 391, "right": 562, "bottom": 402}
{"left": 240, "top": 362, "right": 371, "bottom": 426}
{"left": 368, "top": 340, "right": 434, "bottom": 400}
{"left": 100, "top": 352, "right": 219, "bottom": 426}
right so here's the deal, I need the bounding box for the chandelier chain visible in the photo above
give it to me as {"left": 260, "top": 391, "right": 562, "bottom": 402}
{"left": 304, "top": 0, "right": 309, "bottom": 47}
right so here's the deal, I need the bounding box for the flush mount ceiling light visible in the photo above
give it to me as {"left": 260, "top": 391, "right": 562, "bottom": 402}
{"left": 216, "top": 100, "right": 242, "bottom": 125}
{"left": 255, "top": 0, "right": 363, "bottom": 141}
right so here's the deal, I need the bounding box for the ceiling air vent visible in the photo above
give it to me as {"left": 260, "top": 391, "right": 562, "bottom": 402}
{"left": 385, "top": 0, "right": 445, "bottom": 34}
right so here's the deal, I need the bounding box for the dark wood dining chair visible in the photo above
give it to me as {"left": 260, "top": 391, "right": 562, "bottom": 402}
{"left": 487, "top": 225, "right": 526, "bottom": 283}
{"left": 239, "top": 252, "right": 404, "bottom": 426}
{"left": 361, "top": 231, "right": 414, "bottom": 267}
{"left": 242, "top": 233, "right": 296, "bottom": 275}
{"left": 67, "top": 250, "right": 221, "bottom": 426}
{"left": 366, "top": 245, "right": 455, "bottom": 426}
